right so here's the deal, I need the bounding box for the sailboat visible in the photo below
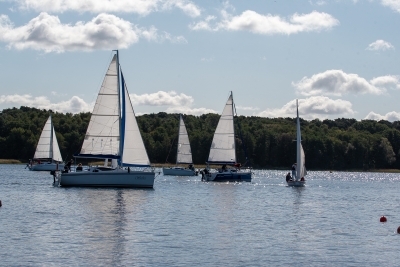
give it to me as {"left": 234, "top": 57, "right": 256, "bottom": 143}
{"left": 29, "top": 115, "right": 65, "bottom": 171}
{"left": 163, "top": 114, "right": 197, "bottom": 176}
{"left": 57, "top": 51, "right": 155, "bottom": 188}
{"left": 201, "top": 92, "right": 252, "bottom": 182}
{"left": 287, "top": 99, "right": 306, "bottom": 187}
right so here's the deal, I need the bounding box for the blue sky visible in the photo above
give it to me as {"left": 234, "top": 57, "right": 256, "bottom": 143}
{"left": 0, "top": 0, "right": 399, "bottom": 121}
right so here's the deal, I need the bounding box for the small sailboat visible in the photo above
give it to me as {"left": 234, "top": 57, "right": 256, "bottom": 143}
{"left": 163, "top": 114, "right": 197, "bottom": 176}
{"left": 201, "top": 92, "right": 252, "bottom": 182}
{"left": 57, "top": 51, "right": 155, "bottom": 188}
{"left": 287, "top": 99, "right": 306, "bottom": 187}
{"left": 29, "top": 115, "right": 64, "bottom": 171}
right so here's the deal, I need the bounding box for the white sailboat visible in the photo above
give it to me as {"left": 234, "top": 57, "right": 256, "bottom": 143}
{"left": 57, "top": 51, "right": 155, "bottom": 188}
{"left": 163, "top": 114, "right": 197, "bottom": 176}
{"left": 201, "top": 92, "right": 252, "bottom": 182}
{"left": 29, "top": 115, "right": 65, "bottom": 171}
{"left": 287, "top": 99, "right": 306, "bottom": 187}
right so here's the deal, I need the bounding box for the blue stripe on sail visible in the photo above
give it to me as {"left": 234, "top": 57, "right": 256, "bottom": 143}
{"left": 119, "top": 71, "right": 126, "bottom": 166}
{"left": 74, "top": 153, "right": 120, "bottom": 159}
{"left": 121, "top": 163, "right": 151, "bottom": 167}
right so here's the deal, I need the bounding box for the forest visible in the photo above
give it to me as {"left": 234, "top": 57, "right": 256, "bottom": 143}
{"left": 1, "top": 106, "right": 400, "bottom": 170}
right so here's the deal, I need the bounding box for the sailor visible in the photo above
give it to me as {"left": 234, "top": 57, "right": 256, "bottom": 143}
{"left": 291, "top": 163, "right": 296, "bottom": 179}
{"left": 286, "top": 172, "right": 291, "bottom": 182}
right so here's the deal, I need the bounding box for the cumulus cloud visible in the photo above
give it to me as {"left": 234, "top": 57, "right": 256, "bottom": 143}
{"left": 9, "top": 0, "right": 201, "bottom": 17}
{"left": 366, "top": 39, "right": 395, "bottom": 51}
{"left": 190, "top": 9, "right": 339, "bottom": 35}
{"left": 370, "top": 75, "right": 400, "bottom": 90}
{"left": 293, "top": 70, "right": 386, "bottom": 96}
{"left": 381, "top": 0, "right": 400, "bottom": 13}
{"left": 258, "top": 96, "right": 354, "bottom": 119}
{"left": 0, "top": 94, "right": 93, "bottom": 113}
{"left": 236, "top": 106, "right": 260, "bottom": 111}
{"left": 0, "top": 13, "right": 186, "bottom": 52}
{"left": 364, "top": 111, "right": 400, "bottom": 122}
{"left": 130, "top": 91, "right": 193, "bottom": 106}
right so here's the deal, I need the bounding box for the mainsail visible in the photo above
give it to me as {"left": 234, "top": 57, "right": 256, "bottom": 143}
{"left": 120, "top": 72, "right": 151, "bottom": 167}
{"left": 80, "top": 54, "right": 120, "bottom": 158}
{"left": 296, "top": 99, "right": 305, "bottom": 180}
{"left": 33, "top": 115, "right": 63, "bottom": 162}
{"left": 207, "top": 93, "right": 236, "bottom": 164}
{"left": 176, "top": 114, "right": 193, "bottom": 164}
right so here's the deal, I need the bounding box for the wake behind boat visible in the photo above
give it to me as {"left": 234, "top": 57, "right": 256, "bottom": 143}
{"left": 287, "top": 99, "right": 306, "bottom": 187}
{"left": 29, "top": 115, "right": 64, "bottom": 171}
{"left": 56, "top": 51, "right": 155, "bottom": 188}
{"left": 201, "top": 92, "right": 252, "bottom": 182}
{"left": 163, "top": 114, "right": 197, "bottom": 176}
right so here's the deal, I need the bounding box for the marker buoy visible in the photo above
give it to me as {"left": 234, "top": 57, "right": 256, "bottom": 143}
{"left": 397, "top": 226, "right": 400, "bottom": 234}
{"left": 380, "top": 216, "right": 387, "bottom": 223}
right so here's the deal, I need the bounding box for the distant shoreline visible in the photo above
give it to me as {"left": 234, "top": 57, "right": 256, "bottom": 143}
{"left": 2, "top": 159, "right": 400, "bottom": 173}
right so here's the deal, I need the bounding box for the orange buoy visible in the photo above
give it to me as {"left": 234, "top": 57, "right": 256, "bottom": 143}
{"left": 397, "top": 227, "right": 400, "bottom": 234}
{"left": 380, "top": 216, "right": 387, "bottom": 222}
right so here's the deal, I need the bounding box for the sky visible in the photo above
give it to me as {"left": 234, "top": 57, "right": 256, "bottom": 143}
{"left": 0, "top": 0, "right": 399, "bottom": 121}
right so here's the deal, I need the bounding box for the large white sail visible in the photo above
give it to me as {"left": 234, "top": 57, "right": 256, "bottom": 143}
{"left": 296, "top": 99, "right": 306, "bottom": 180}
{"left": 208, "top": 93, "right": 236, "bottom": 164}
{"left": 176, "top": 114, "right": 193, "bottom": 164}
{"left": 120, "top": 73, "right": 151, "bottom": 167}
{"left": 34, "top": 116, "right": 53, "bottom": 159}
{"left": 80, "top": 54, "right": 120, "bottom": 157}
{"left": 52, "top": 129, "right": 63, "bottom": 162}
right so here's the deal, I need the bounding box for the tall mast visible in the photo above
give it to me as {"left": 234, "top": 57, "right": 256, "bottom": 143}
{"left": 177, "top": 114, "right": 182, "bottom": 165}
{"left": 114, "top": 50, "right": 122, "bottom": 165}
{"left": 49, "top": 114, "right": 53, "bottom": 161}
{"left": 296, "top": 99, "right": 301, "bottom": 181}
{"left": 231, "top": 91, "right": 237, "bottom": 163}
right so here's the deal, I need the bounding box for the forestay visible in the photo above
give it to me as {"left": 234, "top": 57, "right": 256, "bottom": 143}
{"left": 176, "top": 114, "right": 193, "bottom": 164}
{"left": 80, "top": 55, "right": 120, "bottom": 157}
{"left": 208, "top": 94, "right": 236, "bottom": 164}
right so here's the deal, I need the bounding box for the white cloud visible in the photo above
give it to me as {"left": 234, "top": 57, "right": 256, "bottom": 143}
{"left": 381, "top": 0, "right": 400, "bottom": 13}
{"left": 130, "top": 91, "right": 193, "bottom": 106}
{"left": 0, "top": 13, "right": 186, "bottom": 52}
{"left": 9, "top": 0, "right": 201, "bottom": 17}
{"left": 190, "top": 10, "right": 339, "bottom": 35}
{"left": 370, "top": 75, "right": 400, "bottom": 90}
{"left": 236, "top": 105, "right": 259, "bottom": 111}
{"left": 293, "top": 70, "right": 386, "bottom": 96}
{"left": 258, "top": 96, "right": 354, "bottom": 119}
{"left": 0, "top": 94, "right": 93, "bottom": 113}
{"left": 366, "top": 39, "right": 395, "bottom": 51}
{"left": 364, "top": 111, "right": 400, "bottom": 122}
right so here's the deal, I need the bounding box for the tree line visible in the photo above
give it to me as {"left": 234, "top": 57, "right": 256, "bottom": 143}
{"left": 1, "top": 106, "right": 400, "bottom": 170}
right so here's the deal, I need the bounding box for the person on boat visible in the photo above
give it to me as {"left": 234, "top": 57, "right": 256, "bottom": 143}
{"left": 65, "top": 159, "right": 73, "bottom": 172}
{"left": 76, "top": 163, "right": 83, "bottom": 171}
{"left": 221, "top": 164, "right": 227, "bottom": 171}
{"left": 300, "top": 177, "right": 305, "bottom": 182}
{"left": 286, "top": 172, "right": 291, "bottom": 182}
{"left": 37, "top": 159, "right": 41, "bottom": 164}
{"left": 291, "top": 163, "right": 296, "bottom": 179}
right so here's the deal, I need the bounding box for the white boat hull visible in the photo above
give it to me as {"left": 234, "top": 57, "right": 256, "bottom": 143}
{"left": 202, "top": 169, "right": 252, "bottom": 182}
{"left": 59, "top": 168, "right": 155, "bottom": 188}
{"left": 287, "top": 180, "right": 305, "bottom": 187}
{"left": 30, "top": 163, "right": 65, "bottom": 171}
{"left": 162, "top": 167, "right": 197, "bottom": 176}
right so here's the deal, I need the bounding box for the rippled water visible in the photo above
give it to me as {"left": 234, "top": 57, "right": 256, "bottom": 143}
{"left": 1, "top": 165, "right": 400, "bottom": 266}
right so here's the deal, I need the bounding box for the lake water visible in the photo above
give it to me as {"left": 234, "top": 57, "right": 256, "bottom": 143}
{"left": 1, "top": 164, "right": 400, "bottom": 266}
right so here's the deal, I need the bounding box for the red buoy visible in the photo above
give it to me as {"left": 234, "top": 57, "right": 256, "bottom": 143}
{"left": 380, "top": 216, "right": 387, "bottom": 222}
{"left": 397, "top": 227, "right": 400, "bottom": 234}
